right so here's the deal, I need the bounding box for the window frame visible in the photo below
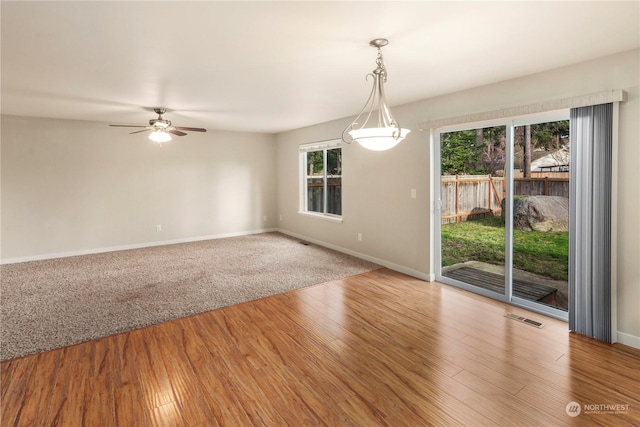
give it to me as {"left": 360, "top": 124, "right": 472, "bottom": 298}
{"left": 298, "top": 139, "right": 343, "bottom": 222}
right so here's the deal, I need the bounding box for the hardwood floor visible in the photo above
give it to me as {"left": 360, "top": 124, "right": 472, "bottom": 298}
{"left": 2, "top": 268, "right": 639, "bottom": 426}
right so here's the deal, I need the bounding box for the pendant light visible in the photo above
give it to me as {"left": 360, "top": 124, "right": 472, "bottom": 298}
{"left": 342, "top": 39, "right": 410, "bottom": 151}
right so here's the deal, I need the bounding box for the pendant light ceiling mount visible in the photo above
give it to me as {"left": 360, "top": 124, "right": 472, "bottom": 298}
{"left": 342, "top": 38, "right": 410, "bottom": 151}
{"left": 369, "top": 38, "right": 389, "bottom": 49}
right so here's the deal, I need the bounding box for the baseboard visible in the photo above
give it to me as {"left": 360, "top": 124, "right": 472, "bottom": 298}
{"left": 278, "top": 229, "right": 432, "bottom": 282}
{"left": 616, "top": 331, "right": 640, "bottom": 350}
{"left": 0, "top": 228, "right": 278, "bottom": 265}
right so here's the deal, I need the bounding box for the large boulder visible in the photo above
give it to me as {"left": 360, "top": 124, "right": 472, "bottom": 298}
{"left": 502, "top": 195, "right": 569, "bottom": 232}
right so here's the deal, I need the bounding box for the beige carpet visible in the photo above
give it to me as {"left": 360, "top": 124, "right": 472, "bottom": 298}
{"left": 0, "top": 232, "right": 379, "bottom": 361}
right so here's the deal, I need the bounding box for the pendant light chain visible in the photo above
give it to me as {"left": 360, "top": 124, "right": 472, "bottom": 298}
{"left": 375, "top": 48, "right": 387, "bottom": 81}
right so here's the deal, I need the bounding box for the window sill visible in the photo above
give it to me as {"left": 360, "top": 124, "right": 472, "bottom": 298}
{"left": 297, "top": 211, "right": 343, "bottom": 223}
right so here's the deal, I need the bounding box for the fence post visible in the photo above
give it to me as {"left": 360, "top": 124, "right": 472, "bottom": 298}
{"left": 488, "top": 175, "right": 492, "bottom": 213}
{"left": 455, "top": 175, "right": 459, "bottom": 223}
{"left": 544, "top": 177, "right": 549, "bottom": 195}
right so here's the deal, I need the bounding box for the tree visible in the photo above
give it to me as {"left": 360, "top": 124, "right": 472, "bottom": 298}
{"left": 441, "top": 130, "right": 487, "bottom": 175}
{"left": 307, "top": 149, "right": 342, "bottom": 176}
{"left": 326, "top": 148, "right": 342, "bottom": 175}
{"left": 307, "top": 151, "right": 323, "bottom": 176}
{"left": 514, "top": 120, "right": 570, "bottom": 175}
{"left": 532, "top": 121, "right": 569, "bottom": 151}
{"left": 481, "top": 126, "right": 506, "bottom": 174}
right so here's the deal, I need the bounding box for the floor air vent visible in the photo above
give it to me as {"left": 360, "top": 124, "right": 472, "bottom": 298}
{"left": 504, "top": 313, "right": 545, "bottom": 329}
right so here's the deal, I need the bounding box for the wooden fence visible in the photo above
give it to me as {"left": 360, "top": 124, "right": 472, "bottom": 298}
{"left": 513, "top": 177, "right": 569, "bottom": 198}
{"left": 514, "top": 171, "right": 569, "bottom": 179}
{"left": 441, "top": 175, "right": 504, "bottom": 224}
{"left": 307, "top": 176, "right": 342, "bottom": 215}
{"left": 441, "top": 175, "right": 569, "bottom": 224}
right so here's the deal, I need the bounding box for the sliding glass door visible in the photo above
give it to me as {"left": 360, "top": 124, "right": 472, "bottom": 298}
{"left": 436, "top": 112, "right": 569, "bottom": 320}
{"left": 439, "top": 125, "right": 507, "bottom": 301}
{"left": 510, "top": 118, "right": 569, "bottom": 314}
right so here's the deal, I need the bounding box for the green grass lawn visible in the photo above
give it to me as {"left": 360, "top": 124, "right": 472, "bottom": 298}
{"left": 441, "top": 216, "right": 568, "bottom": 281}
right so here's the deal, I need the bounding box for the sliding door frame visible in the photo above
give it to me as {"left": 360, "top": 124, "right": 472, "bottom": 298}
{"left": 434, "top": 111, "right": 569, "bottom": 321}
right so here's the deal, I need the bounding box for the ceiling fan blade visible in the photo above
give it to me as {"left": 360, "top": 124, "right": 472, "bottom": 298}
{"left": 174, "top": 126, "right": 207, "bottom": 132}
{"left": 168, "top": 129, "right": 187, "bottom": 137}
{"left": 109, "top": 124, "right": 147, "bottom": 128}
{"left": 129, "top": 129, "right": 151, "bottom": 134}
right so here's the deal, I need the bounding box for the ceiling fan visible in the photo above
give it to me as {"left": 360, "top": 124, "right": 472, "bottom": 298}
{"left": 109, "top": 108, "right": 206, "bottom": 143}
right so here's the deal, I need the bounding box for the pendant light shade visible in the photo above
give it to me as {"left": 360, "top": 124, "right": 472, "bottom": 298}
{"left": 349, "top": 127, "right": 411, "bottom": 151}
{"left": 342, "top": 39, "right": 410, "bottom": 151}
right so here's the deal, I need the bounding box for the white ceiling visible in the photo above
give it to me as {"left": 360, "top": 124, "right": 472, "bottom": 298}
{"left": 2, "top": 1, "right": 639, "bottom": 134}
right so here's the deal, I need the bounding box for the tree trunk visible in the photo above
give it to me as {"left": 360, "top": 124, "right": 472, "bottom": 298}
{"left": 476, "top": 128, "right": 484, "bottom": 146}
{"left": 476, "top": 128, "right": 484, "bottom": 169}
{"left": 523, "top": 125, "right": 532, "bottom": 178}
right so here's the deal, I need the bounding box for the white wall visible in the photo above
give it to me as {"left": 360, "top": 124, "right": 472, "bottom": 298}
{"left": 276, "top": 49, "right": 640, "bottom": 347}
{"left": 1, "top": 116, "right": 277, "bottom": 261}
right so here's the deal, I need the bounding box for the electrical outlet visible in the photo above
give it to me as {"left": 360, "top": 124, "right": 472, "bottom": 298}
{"left": 156, "top": 225, "right": 162, "bottom": 232}
{"left": 263, "top": 216, "right": 267, "bottom": 221}
{"left": 411, "top": 188, "right": 417, "bottom": 199}
{"left": 357, "top": 233, "right": 363, "bottom": 241}
{"left": 280, "top": 215, "right": 283, "bottom": 221}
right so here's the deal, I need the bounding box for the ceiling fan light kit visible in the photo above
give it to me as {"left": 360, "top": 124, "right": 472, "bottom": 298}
{"left": 109, "top": 108, "right": 206, "bottom": 144}
{"left": 149, "top": 130, "right": 172, "bottom": 143}
{"left": 342, "top": 38, "right": 410, "bottom": 151}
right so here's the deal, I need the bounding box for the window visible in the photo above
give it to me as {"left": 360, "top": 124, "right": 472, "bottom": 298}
{"left": 299, "top": 140, "right": 342, "bottom": 218}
